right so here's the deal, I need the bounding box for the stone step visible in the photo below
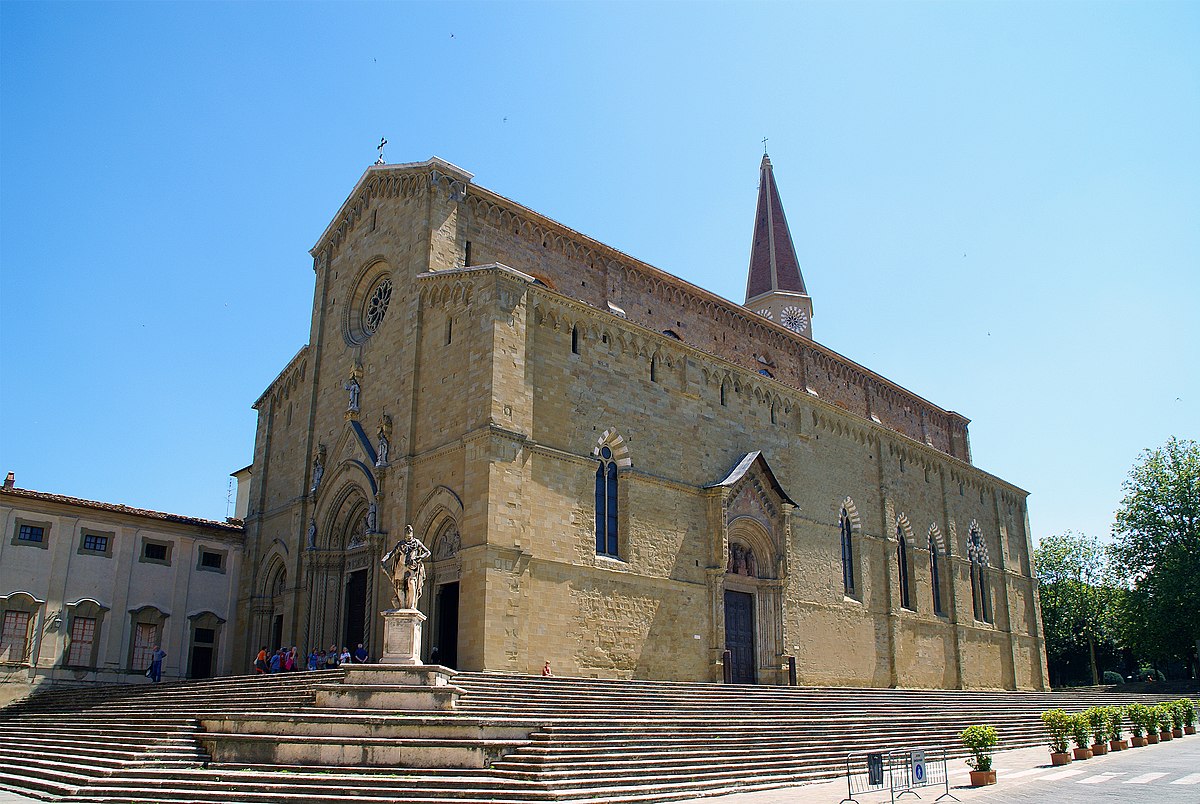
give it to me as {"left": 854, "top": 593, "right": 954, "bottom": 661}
{"left": 0, "top": 759, "right": 96, "bottom": 793}
{"left": 7, "top": 762, "right": 870, "bottom": 804}
{"left": 3, "top": 734, "right": 198, "bottom": 748}
{"left": 199, "top": 732, "right": 529, "bottom": 769}
{"left": 0, "top": 667, "right": 1183, "bottom": 804}
{"left": 1, "top": 744, "right": 201, "bottom": 765}
{"left": 70, "top": 773, "right": 559, "bottom": 801}
{"left": 17, "top": 763, "right": 843, "bottom": 804}
{"left": 202, "top": 713, "right": 535, "bottom": 741}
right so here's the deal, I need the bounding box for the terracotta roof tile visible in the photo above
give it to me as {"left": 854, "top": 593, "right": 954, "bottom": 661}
{"left": 0, "top": 485, "right": 244, "bottom": 534}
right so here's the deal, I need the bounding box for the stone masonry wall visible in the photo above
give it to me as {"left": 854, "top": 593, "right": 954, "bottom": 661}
{"left": 241, "top": 163, "right": 1045, "bottom": 689}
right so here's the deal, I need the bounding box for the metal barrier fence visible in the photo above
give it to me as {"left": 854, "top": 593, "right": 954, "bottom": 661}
{"left": 839, "top": 747, "right": 959, "bottom": 803}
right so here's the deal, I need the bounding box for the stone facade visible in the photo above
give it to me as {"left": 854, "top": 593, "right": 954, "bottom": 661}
{"left": 238, "top": 156, "right": 1048, "bottom": 690}
{"left": 0, "top": 478, "right": 244, "bottom": 684}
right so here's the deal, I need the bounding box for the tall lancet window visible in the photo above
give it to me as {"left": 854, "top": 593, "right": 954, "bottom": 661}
{"left": 968, "top": 524, "right": 992, "bottom": 623}
{"left": 595, "top": 446, "right": 618, "bottom": 556}
{"left": 840, "top": 507, "right": 855, "bottom": 595}
{"left": 929, "top": 535, "right": 944, "bottom": 616}
{"left": 897, "top": 525, "right": 912, "bottom": 610}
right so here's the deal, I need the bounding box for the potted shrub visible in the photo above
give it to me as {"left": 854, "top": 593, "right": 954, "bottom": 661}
{"left": 1128, "top": 703, "right": 1148, "bottom": 747}
{"left": 1070, "top": 712, "right": 1093, "bottom": 760}
{"left": 1182, "top": 699, "right": 1197, "bottom": 735}
{"left": 1169, "top": 700, "right": 1185, "bottom": 738}
{"left": 1107, "top": 706, "right": 1127, "bottom": 751}
{"left": 961, "top": 725, "right": 999, "bottom": 786}
{"left": 1087, "top": 707, "right": 1109, "bottom": 755}
{"left": 1157, "top": 704, "right": 1173, "bottom": 741}
{"left": 1042, "top": 709, "right": 1073, "bottom": 765}
{"left": 1146, "top": 705, "right": 1160, "bottom": 743}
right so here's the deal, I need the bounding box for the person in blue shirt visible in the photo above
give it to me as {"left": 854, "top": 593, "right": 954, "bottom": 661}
{"left": 147, "top": 645, "right": 166, "bottom": 683}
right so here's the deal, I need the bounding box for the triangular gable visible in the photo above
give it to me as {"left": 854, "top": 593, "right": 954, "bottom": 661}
{"left": 706, "top": 451, "right": 797, "bottom": 508}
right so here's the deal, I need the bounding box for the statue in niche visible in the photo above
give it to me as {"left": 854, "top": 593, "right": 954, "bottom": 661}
{"left": 728, "top": 543, "right": 757, "bottom": 577}
{"left": 344, "top": 372, "right": 361, "bottom": 413}
{"left": 310, "top": 445, "right": 326, "bottom": 495}
{"left": 365, "top": 501, "right": 378, "bottom": 534}
{"left": 376, "top": 415, "right": 392, "bottom": 467}
{"left": 306, "top": 519, "right": 317, "bottom": 549}
{"left": 381, "top": 525, "right": 431, "bottom": 609}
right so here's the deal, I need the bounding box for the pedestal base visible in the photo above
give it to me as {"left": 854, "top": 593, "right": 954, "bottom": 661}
{"left": 381, "top": 609, "right": 426, "bottom": 665}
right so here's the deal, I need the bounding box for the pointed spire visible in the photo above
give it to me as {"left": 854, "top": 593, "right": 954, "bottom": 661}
{"left": 745, "top": 154, "right": 807, "bottom": 302}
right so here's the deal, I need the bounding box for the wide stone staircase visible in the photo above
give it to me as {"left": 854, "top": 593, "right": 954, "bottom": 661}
{"left": 0, "top": 669, "right": 1187, "bottom": 804}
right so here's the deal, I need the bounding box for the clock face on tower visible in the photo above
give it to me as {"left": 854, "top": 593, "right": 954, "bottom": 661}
{"left": 780, "top": 306, "right": 809, "bottom": 334}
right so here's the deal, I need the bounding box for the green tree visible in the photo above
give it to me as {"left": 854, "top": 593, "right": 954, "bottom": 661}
{"left": 1034, "top": 531, "right": 1123, "bottom": 686}
{"left": 1112, "top": 437, "right": 1200, "bottom": 674}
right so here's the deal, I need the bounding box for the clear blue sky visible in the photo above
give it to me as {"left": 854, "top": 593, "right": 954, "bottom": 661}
{"left": 2, "top": 1, "right": 1196, "bottom": 548}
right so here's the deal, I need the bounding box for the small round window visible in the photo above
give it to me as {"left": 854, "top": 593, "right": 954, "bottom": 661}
{"left": 363, "top": 278, "right": 392, "bottom": 335}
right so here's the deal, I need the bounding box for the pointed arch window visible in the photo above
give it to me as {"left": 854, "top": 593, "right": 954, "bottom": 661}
{"left": 571, "top": 325, "right": 579, "bottom": 355}
{"left": 929, "top": 535, "right": 944, "bottom": 616}
{"left": 595, "top": 446, "right": 619, "bottom": 557}
{"left": 968, "top": 524, "right": 992, "bottom": 623}
{"left": 839, "top": 507, "right": 855, "bottom": 595}
{"left": 897, "top": 525, "right": 912, "bottom": 610}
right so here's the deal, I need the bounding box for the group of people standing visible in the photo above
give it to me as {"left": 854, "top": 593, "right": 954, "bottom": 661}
{"left": 254, "top": 643, "right": 370, "bottom": 673}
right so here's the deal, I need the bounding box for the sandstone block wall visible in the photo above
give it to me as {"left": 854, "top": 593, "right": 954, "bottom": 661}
{"left": 237, "top": 161, "right": 1047, "bottom": 690}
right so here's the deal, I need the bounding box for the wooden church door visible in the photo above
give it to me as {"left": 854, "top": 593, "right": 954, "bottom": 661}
{"left": 724, "top": 590, "right": 756, "bottom": 683}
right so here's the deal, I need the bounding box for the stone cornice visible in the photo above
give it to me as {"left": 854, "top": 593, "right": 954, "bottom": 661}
{"left": 309, "top": 157, "right": 473, "bottom": 260}
{"left": 524, "top": 285, "right": 1026, "bottom": 498}
{"left": 461, "top": 182, "right": 970, "bottom": 430}
{"left": 253, "top": 344, "right": 309, "bottom": 411}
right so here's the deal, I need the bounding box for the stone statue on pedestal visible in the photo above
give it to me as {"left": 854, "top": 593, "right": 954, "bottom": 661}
{"left": 344, "top": 374, "right": 361, "bottom": 413}
{"left": 381, "top": 525, "right": 431, "bottom": 610}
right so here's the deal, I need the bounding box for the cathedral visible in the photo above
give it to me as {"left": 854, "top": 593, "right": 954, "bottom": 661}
{"left": 238, "top": 154, "right": 1048, "bottom": 690}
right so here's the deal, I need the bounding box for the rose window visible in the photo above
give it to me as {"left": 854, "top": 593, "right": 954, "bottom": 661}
{"left": 364, "top": 278, "right": 393, "bottom": 334}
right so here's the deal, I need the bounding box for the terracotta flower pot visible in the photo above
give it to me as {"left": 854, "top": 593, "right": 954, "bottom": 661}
{"left": 1186, "top": 726, "right": 1196, "bottom": 735}
{"left": 1172, "top": 729, "right": 1183, "bottom": 738}
{"left": 1091, "top": 743, "right": 1108, "bottom": 755}
{"left": 1050, "top": 751, "right": 1072, "bottom": 765}
{"left": 1160, "top": 730, "right": 1173, "bottom": 741}
{"left": 969, "top": 770, "right": 997, "bottom": 786}
{"left": 1132, "top": 735, "right": 1146, "bottom": 747}
{"left": 1147, "top": 733, "right": 1159, "bottom": 744}
{"left": 1109, "top": 739, "right": 1128, "bottom": 751}
{"left": 1072, "top": 747, "right": 1092, "bottom": 760}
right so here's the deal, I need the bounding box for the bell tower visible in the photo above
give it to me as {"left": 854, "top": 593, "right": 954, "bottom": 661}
{"left": 744, "top": 154, "right": 813, "bottom": 339}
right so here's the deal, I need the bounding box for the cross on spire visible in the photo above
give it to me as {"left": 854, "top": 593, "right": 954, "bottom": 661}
{"left": 375, "top": 137, "right": 388, "bottom": 165}
{"left": 762, "top": 136, "right": 768, "bottom": 155}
